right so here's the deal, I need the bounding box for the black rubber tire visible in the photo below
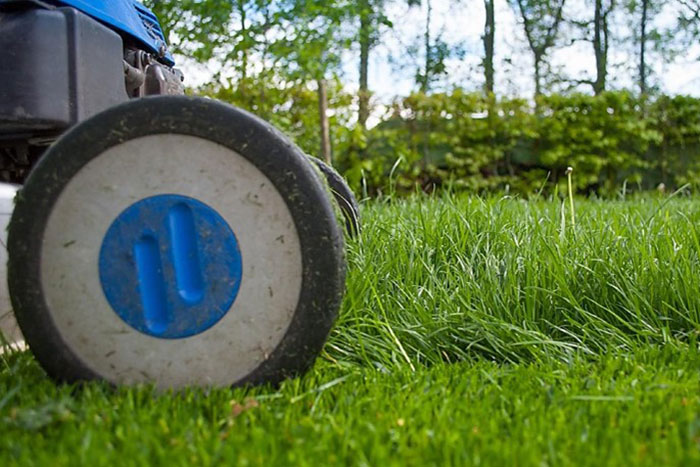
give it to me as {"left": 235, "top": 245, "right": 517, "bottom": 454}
{"left": 309, "top": 157, "right": 360, "bottom": 237}
{"left": 8, "top": 96, "right": 346, "bottom": 388}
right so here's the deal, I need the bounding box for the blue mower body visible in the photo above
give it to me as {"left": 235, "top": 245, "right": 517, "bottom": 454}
{"left": 0, "top": 0, "right": 183, "bottom": 182}
{"left": 35, "top": 0, "right": 174, "bottom": 65}
{"left": 0, "top": 0, "right": 172, "bottom": 65}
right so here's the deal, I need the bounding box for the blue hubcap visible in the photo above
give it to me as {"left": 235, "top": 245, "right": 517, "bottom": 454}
{"left": 99, "top": 195, "right": 242, "bottom": 339}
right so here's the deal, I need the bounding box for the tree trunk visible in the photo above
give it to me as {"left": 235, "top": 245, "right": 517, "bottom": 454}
{"left": 317, "top": 79, "right": 332, "bottom": 165}
{"left": 593, "top": 0, "right": 606, "bottom": 94}
{"left": 483, "top": 0, "right": 495, "bottom": 94}
{"left": 236, "top": 0, "right": 248, "bottom": 81}
{"left": 640, "top": 0, "right": 648, "bottom": 95}
{"left": 534, "top": 54, "right": 542, "bottom": 97}
{"left": 358, "top": 0, "right": 371, "bottom": 129}
{"left": 421, "top": 0, "right": 432, "bottom": 93}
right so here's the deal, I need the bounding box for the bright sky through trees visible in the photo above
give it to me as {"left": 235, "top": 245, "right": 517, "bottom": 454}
{"left": 177, "top": 0, "right": 700, "bottom": 101}
{"left": 362, "top": 0, "right": 700, "bottom": 98}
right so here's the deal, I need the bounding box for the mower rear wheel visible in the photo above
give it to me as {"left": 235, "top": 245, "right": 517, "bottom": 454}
{"left": 309, "top": 157, "right": 360, "bottom": 237}
{"left": 8, "top": 96, "right": 346, "bottom": 389}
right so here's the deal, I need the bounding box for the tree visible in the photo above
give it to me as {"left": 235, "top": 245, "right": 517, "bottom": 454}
{"left": 356, "top": 0, "right": 393, "bottom": 129}
{"left": 508, "top": 0, "right": 567, "bottom": 97}
{"left": 568, "top": 0, "right": 615, "bottom": 94}
{"left": 418, "top": 0, "right": 433, "bottom": 92}
{"left": 145, "top": 0, "right": 353, "bottom": 159}
{"left": 483, "top": 0, "right": 496, "bottom": 94}
{"left": 406, "top": 0, "right": 452, "bottom": 93}
{"left": 358, "top": 0, "right": 373, "bottom": 129}
{"left": 678, "top": 0, "right": 700, "bottom": 36}
{"left": 625, "top": 0, "right": 675, "bottom": 96}
{"left": 271, "top": 0, "right": 353, "bottom": 164}
{"left": 591, "top": 0, "right": 615, "bottom": 94}
{"left": 144, "top": 0, "right": 281, "bottom": 84}
{"left": 411, "top": 0, "right": 460, "bottom": 165}
{"left": 674, "top": 2, "right": 700, "bottom": 64}
{"left": 639, "top": 0, "right": 651, "bottom": 95}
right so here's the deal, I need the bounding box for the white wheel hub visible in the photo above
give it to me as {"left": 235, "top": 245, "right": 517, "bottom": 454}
{"left": 40, "top": 134, "right": 302, "bottom": 388}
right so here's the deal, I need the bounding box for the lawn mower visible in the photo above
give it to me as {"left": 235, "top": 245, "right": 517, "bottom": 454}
{"left": 0, "top": 0, "right": 359, "bottom": 389}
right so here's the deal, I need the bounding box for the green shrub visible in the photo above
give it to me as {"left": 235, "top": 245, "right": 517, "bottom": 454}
{"left": 333, "top": 91, "right": 700, "bottom": 197}
{"left": 651, "top": 95, "right": 700, "bottom": 189}
{"left": 533, "top": 92, "right": 660, "bottom": 194}
{"left": 203, "top": 78, "right": 700, "bottom": 197}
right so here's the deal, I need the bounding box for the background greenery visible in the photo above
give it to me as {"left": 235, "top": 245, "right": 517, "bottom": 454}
{"left": 199, "top": 87, "right": 700, "bottom": 197}
{"left": 142, "top": 0, "right": 700, "bottom": 197}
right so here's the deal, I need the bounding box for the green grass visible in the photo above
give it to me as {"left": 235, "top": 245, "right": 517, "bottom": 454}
{"left": 2, "top": 195, "right": 700, "bottom": 465}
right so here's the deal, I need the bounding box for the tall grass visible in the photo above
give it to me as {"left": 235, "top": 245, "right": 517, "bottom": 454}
{"left": 3, "top": 195, "right": 700, "bottom": 465}
{"left": 327, "top": 194, "right": 700, "bottom": 370}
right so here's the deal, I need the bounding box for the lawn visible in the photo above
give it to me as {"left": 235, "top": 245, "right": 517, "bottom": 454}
{"left": 2, "top": 194, "right": 700, "bottom": 465}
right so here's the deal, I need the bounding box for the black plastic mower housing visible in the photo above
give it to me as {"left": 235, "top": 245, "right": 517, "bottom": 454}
{"left": 0, "top": 6, "right": 128, "bottom": 137}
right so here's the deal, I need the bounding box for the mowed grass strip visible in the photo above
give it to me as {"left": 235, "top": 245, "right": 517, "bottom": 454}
{"left": 2, "top": 195, "right": 700, "bottom": 465}
{"left": 2, "top": 349, "right": 699, "bottom": 465}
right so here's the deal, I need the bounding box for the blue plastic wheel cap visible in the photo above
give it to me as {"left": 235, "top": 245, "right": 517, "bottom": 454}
{"left": 99, "top": 194, "right": 242, "bottom": 339}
